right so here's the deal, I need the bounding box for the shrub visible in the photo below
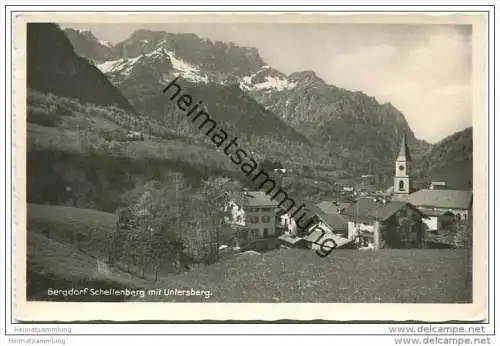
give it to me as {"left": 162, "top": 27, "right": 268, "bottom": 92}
{"left": 27, "top": 106, "right": 61, "bottom": 127}
{"left": 56, "top": 102, "right": 74, "bottom": 116}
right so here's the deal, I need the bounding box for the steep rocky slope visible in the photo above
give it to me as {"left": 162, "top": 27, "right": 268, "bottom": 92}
{"left": 28, "top": 23, "right": 136, "bottom": 113}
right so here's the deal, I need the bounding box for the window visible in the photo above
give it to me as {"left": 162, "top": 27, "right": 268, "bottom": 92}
{"left": 399, "top": 209, "right": 407, "bottom": 217}
{"left": 399, "top": 180, "right": 405, "bottom": 191}
{"left": 251, "top": 228, "right": 260, "bottom": 239}
{"left": 262, "top": 215, "right": 271, "bottom": 223}
{"left": 263, "top": 228, "right": 269, "bottom": 238}
{"left": 399, "top": 165, "right": 405, "bottom": 171}
{"left": 249, "top": 216, "right": 259, "bottom": 224}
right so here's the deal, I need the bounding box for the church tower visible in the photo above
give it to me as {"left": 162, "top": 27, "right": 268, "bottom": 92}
{"left": 394, "top": 135, "right": 412, "bottom": 196}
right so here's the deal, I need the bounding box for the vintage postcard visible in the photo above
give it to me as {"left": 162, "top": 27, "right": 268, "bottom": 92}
{"left": 12, "top": 12, "right": 488, "bottom": 322}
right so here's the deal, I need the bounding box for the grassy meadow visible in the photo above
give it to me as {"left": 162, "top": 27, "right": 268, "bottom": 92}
{"left": 141, "top": 248, "right": 472, "bottom": 303}
{"left": 27, "top": 203, "right": 117, "bottom": 258}
{"left": 26, "top": 204, "right": 152, "bottom": 301}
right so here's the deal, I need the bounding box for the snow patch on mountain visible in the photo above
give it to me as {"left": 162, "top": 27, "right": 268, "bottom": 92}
{"left": 74, "top": 28, "right": 91, "bottom": 34}
{"left": 252, "top": 76, "right": 297, "bottom": 91}
{"left": 97, "top": 55, "right": 143, "bottom": 76}
{"left": 240, "top": 70, "right": 296, "bottom": 92}
{"left": 98, "top": 39, "right": 113, "bottom": 48}
{"left": 96, "top": 47, "right": 209, "bottom": 83}
{"left": 168, "top": 51, "right": 208, "bottom": 83}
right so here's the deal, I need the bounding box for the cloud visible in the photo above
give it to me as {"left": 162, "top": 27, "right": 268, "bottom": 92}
{"left": 327, "top": 27, "right": 472, "bottom": 143}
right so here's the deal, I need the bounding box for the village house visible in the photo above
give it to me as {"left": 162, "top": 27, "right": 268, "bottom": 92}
{"left": 341, "top": 198, "right": 427, "bottom": 250}
{"left": 301, "top": 203, "right": 354, "bottom": 251}
{"left": 279, "top": 202, "right": 354, "bottom": 251}
{"left": 224, "top": 190, "right": 280, "bottom": 240}
{"left": 401, "top": 189, "right": 473, "bottom": 231}
{"left": 242, "top": 191, "right": 279, "bottom": 240}
{"left": 315, "top": 201, "right": 349, "bottom": 237}
{"left": 222, "top": 191, "right": 283, "bottom": 252}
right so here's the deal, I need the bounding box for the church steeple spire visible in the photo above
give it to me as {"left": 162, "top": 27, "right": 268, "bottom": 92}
{"left": 394, "top": 134, "right": 412, "bottom": 196}
{"left": 397, "top": 134, "right": 411, "bottom": 162}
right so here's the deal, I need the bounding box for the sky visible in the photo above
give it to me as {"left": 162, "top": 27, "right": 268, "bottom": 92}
{"left": 61, "top": 23, "right": 472, "bottom": 144}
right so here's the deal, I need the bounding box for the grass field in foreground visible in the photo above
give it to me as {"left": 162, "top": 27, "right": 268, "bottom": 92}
{"left": 141, "top": 248, "right": 472, "bottom": 303}
{"left": 27, "top": 203, "right": 117, "bottom": 258}
{"left": 27, "top": 231, "right": 152, "bottom": 301}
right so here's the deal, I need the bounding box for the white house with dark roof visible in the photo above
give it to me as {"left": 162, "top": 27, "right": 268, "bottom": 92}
{"left": 278, "top": 202, "right": 353, "bottom": 251}
{"left": 341, "top": 198, "right": 427, "bottom": 249}
{"left": 402, "top": 189, "right": 472, "bottom": 231}
{"left": 243, "top": 191, "right": 279, "bottom": 239}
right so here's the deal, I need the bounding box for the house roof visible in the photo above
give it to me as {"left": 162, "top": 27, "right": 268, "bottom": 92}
{"left": 342, "top": 198, "right": 379, "bottom": 221}
{"left": 316, "top": 201, "right": 338, "bottom": 214}
{"left": 244, "top": 191, "right": 278, "bottom": 208}
{"left": 342, "top": 198, "right": 427, "bottom": 222}
{"left": 314, "top": 202, "right": 348, "bottom": 230}
{"left": 367, "top": 201, "right": 407, "bottom": 221}
{"left": 337, "top": 202, "right": 353, "bottom": 211}
{"left": 316, "top": 200, "right": 352, "bottom": 213}
{"left": 407, "top": 189, "right": 472, "bottom": 210}
{"left": 368, "top": 201, "right": 428, "bottom": 221}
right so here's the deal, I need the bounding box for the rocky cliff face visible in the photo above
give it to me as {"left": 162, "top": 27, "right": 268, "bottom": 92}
{"left": 245, "top": 68, "right": 431, "bottom": 174}
{"left": 28, "top": 23, "right": 136, "bottom": 113}
{"left": 106, "top": 30, "right": 266, "bottom": 79}
{"left": 63, "top": 28, "right": 113, "bottom": 62}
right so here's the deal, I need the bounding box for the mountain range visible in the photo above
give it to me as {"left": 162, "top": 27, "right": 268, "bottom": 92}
{"left": 63, "top": 28, "right": 445, "bottom": 179}
{"left": 27, "top": 23, "right": 472, "bottom": 199}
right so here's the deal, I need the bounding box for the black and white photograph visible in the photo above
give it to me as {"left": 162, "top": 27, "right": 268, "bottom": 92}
{"left": 16, "top": 12, "right": 487, "bottom": 322}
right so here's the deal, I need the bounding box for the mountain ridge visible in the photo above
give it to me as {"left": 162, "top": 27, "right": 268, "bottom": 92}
{"left": 30, "top": 24, "right": 136, "bottom": 114}
{"left": 414, "top": 126, "right": 472, "bottom": 190}
{"left": 63, "top": 27, "right": 474, "bottom": 187}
